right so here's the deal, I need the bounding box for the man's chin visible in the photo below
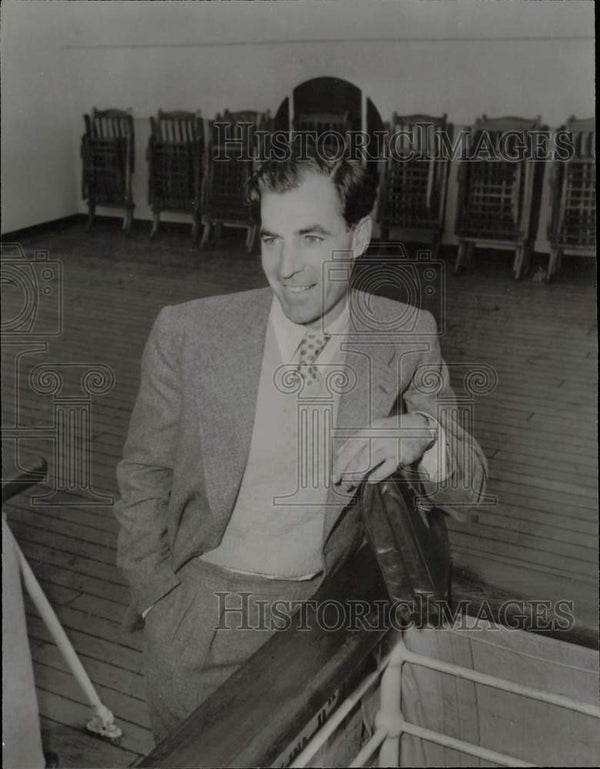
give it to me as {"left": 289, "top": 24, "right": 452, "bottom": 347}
{"left": 281, "top": 303, "right": 319, "bottom": 326}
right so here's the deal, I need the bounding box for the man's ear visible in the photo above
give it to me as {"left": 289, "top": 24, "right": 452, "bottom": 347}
{"left": 352, "top": 215, "right": 373, "bottom": 258}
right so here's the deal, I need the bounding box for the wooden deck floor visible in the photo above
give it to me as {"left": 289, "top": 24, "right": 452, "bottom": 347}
{"left": 2, "top": 221, "right": 597, "bottom": 767}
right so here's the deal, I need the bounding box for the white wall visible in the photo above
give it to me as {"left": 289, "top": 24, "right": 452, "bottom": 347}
{"left": 61, "top": 0, "right": 595, "bottom": 125}
{"left": 1, "top": 0, "right": 78, "bottom": 234}
{"left": 2, "top": 0, "right": 595, "bottom": 245}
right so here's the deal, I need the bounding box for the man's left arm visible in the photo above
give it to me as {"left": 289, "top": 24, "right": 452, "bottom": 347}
{"left": 334, "top": 310, "right": 487, "bottom": 519}
{"left": 400, "top": 311, "right": 488, "bottom": 518}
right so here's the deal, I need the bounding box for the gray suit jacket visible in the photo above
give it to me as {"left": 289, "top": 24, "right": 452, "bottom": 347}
{"left": 114, "top": 288, "right": 487, "bottom": 624}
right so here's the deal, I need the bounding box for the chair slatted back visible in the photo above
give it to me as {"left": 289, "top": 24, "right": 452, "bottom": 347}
{"left": 148, "top": 110, "right": 204, "bottom": 213}
{"left": 206, "top": 109, "right": 271, "bottom": 221}
{"left": 549, "top": 117, "right": 595, "bottom": 249}
{"left": 81, "top": 108, "right": 135, "bottom": 206}
{"left": 379, "top": 113, "right": 451, "bottom": 230}
{"left": 455, "top": 115, "right": 544, "bottom": 241}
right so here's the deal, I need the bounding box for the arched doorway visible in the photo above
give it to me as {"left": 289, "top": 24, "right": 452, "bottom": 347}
{"left": 273, "top": 76, "right": 384, "bottom": 154}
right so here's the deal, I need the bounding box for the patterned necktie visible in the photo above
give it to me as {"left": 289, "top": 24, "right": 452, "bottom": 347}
{"left": 296, "top": 331, "right": 331, "bottom": 385}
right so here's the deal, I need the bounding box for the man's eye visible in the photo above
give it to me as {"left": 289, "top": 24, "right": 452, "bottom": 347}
{"left": 303, "top": 234, "right": 323, "bottom": 245}
{"left": 261, "top": 237, "right": 277, "bottom": 248}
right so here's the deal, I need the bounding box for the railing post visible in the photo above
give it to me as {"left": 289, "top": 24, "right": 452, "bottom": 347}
{"left": 376, "top": 642, "right": 405, "bottom": 767}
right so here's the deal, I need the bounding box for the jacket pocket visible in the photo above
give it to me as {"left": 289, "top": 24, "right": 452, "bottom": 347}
{"left": 144, "top": 581, "right": 196, "bottom": 643}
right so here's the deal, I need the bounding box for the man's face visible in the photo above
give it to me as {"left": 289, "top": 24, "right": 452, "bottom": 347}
{"left": 260, "top": 172, "right": 369, "bottom": 328}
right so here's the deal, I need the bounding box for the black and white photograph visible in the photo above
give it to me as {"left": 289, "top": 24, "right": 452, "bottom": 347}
{"left": 1, "top": 1, "right": 597, "bottom": 767}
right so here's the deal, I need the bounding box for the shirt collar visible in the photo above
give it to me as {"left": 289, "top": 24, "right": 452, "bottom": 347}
{"left": 269, "top": 294, "right": 350, "bottom": 363}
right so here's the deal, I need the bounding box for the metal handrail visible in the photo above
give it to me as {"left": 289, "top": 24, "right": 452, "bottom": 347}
{"left": 292, "top": 637, "right": 600, "bottom": 768}
{"left": 3, "top": 458, "right": 122, "bottom": 740}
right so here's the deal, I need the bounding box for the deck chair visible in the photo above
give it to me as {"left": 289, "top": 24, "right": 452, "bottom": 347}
{"left": 81, "top": 108, "right": 135, "bottom": 234}
{"left": 454, "top": 115, "right": 546, "bottom": 279}
{"left": 378, "top": 113, "right": 452, "bottom": 259}
{"left": 201, "top": 109, "right": 272, "bottom": 251}
{"left": 547, "top": 116, "right": 595, "bottom": 280}
{"left": 147, "top": 110, "right": 205, "bottom": 241}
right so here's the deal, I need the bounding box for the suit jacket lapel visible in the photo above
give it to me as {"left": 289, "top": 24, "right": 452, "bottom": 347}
{"left": 194, "top": 289, "right": 272, "bottom": 527}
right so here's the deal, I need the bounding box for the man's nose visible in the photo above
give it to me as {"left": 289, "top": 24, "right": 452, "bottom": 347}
{"left": 279, "top": 239, "right": 302, "bottom": 278}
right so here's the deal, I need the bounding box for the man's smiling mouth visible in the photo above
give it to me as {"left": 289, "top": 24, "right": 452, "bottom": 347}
{"left": 283, "top": 284, "right": 316, "bottom": 293}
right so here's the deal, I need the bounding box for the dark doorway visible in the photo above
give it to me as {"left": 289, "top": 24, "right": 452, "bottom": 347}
{"left": 273, "top": 76, "right": 384, "bottom": 146}
{"left": 293, "top": 76, "right": 362, "bottom": 131}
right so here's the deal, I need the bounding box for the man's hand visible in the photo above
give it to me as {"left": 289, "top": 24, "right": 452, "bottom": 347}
{"left": 333, "top": 414, "right": 436, "bottom": 492}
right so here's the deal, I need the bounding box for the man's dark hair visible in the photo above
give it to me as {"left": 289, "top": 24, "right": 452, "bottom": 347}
{"left": 247, "top": 152, "right": 378, "bottom": 228}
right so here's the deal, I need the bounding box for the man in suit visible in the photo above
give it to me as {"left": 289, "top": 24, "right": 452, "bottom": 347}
{"left": 114, "top": 152, "right": 487, "bottom": 742}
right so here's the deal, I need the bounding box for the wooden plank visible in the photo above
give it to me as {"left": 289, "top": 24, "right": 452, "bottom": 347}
{"left": 95, "top": 431, "right": 130, "bottom": 448}
{"left": 450, "top": 531, "right": 596, "bottom": 581}
{"left": 23, "top": 579, "right": 82, "bottom": 607}
{"left": 483, "top": 486, "right": 594, "bottom": 521}
{"left": 475, "top": 417, "right": 597, "bottom": 450}
{"left": 490, "top": 446, "right": 597, "bottom": 471}
{"left": 26, "top": 604, "right": 142, "bottom": 653}
{"left": 443, "top": 348, "right": 596, "bottom": 380}
{"left": 16, "top": 537, "right": 127, "bottom": 589}
{"left": 26, "top": 613, "right": 143, "bottom": 674}
{"left": 481, "top": 442, "right": 597, "bottom": 472}
{"left": 68, "top": 594, "right": 127, "bottom": 625}
{"left": 5, "top": 504, "right": 118, "bottom": 549}
{"left": 33, "top": 645, "right": 148, "bottom": 707}
{"left": 8, "top": 519, "right": 119, "bottom": 567}
{"left": 490, "top": 457, "right": 597, "bottom": 490}
{"left": 5, "top": 495, "right": 120, "bottom": 534}
{"left": 22, "top": 557, "right": 129, "bottom": 606}
{"left": 5, "top": 485, "right": 120, "bottom": 525}
{"left": 474, "top": 508, "right": 596, "bottom": 542}
{"left": 480, "top": 408, "right": 597, "bottom": 444}
{"left": 487, "top": 480, "right": 596, "bottom": 518}
{"left": 488, "top": 468, "right": 597, "bottom": 501}
{"left": 450, "top": 520, "right": 597, "bottom": 563}
{"left": 483, "top": 392, "right": 596, "bottom": 419}
{"left": 444, "top": 337, "right": 595, "bottom": 363}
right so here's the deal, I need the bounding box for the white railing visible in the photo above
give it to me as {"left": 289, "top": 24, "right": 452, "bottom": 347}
{"left": 290, "top": 638, "right": 600, "bottom": 768}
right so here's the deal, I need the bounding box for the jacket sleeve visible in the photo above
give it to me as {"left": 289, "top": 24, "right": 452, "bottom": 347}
{"left": 400, "top": 310, "right": 488, "bottom": 521}
{"left": 114, "top": 306, "right": 182, "bottom": 615}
